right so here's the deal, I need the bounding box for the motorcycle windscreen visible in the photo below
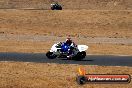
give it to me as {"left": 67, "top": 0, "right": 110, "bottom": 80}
{"left": 50, "top": 44, "right": 58, "bottom": 52}
{"left": 77, "top": 45, "right": 88, "bottom": 52}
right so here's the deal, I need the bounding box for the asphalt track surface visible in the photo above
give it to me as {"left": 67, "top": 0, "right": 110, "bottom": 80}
{"left": 0, "top": 52, "right": 132, "bottom": 67}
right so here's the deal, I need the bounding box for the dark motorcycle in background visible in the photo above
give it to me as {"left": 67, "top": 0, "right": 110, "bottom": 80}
{"left": 51, "top": 3, "right": 62, "bottom": 10}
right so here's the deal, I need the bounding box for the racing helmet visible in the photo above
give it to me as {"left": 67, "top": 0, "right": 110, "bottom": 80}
{"left": 65, "top": 38, "right": 72, "bottom": 45}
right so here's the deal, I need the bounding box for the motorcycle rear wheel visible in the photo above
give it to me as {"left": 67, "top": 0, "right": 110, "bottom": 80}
{"left": 73, "top": 51, "right": 86, "bottom": 61}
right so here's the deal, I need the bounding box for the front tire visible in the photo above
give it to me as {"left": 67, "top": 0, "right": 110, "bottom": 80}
{"left": 51, "top": 6, "right": 54, "bottom": 10}
{"left": 46, "top": 51, "right": 57, "bottom": 59}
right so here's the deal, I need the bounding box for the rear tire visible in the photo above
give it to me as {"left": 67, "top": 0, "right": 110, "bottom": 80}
{"left": 58, "top": 6, "right": 62, "bottom": 10}
{"left": 74, "top": 51, "right": 86, "bottom": 61}
{"left": 46, "top": 51, "right": 57, "bottom": 59}
{"left": 80, "top": 51, "right": 86, "bottom": 58}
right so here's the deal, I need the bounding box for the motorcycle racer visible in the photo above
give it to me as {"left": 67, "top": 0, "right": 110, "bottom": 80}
{"left": 55, "top": 38, "right": 77, "bottom": 58}
{"left": 63, "top": 38, "right": 77, "bottom": 58}
{"left": 46, "top": 38, "right": 88, "bottom": 60}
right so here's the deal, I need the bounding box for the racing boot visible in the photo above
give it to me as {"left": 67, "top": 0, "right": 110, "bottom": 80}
{"left": 67, "top": 55, "right": 72, "bottom": 59}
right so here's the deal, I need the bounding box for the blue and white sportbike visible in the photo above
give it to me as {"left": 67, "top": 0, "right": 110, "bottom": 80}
{"left": 46, "top": 42, "right": 88, "bottom": 60}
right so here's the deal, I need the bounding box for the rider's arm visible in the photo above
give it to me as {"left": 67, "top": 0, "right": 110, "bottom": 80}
{"left": 71, "top": 42, "right": 77, "bottom": 47}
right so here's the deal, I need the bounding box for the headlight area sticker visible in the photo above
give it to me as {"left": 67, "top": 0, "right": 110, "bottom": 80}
{"left": 76, "top": 67, "right": 131, "bottom": 85}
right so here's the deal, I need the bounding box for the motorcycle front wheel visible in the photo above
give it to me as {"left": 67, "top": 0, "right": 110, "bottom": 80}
{"left": 46, "top": 51, "right": 57, "bottom": 59}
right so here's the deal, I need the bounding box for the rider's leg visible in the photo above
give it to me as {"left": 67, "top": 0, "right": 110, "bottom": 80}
{"left": 67, "top": 47, "right": 74, "bottom": 58}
